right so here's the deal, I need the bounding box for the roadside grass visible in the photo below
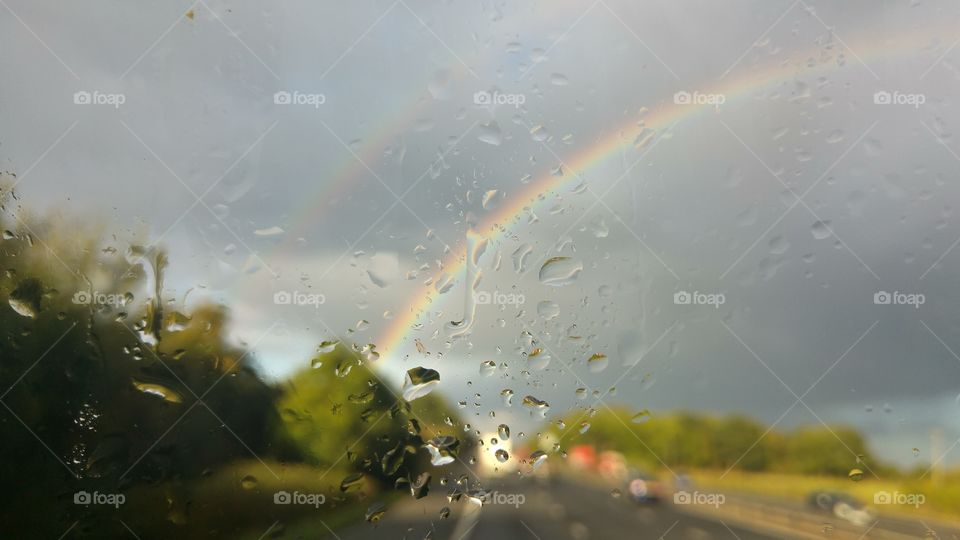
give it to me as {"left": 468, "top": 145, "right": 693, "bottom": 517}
{"left": 118, "top": 460, "right": 386, "bottom": 538}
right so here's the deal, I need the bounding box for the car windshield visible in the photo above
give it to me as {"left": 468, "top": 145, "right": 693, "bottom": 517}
{"left": 1, "top": 1, "right": 960, "bottom": 539}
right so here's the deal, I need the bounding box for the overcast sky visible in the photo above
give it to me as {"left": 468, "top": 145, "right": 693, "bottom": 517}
{"left": 3, "top": 0, "right": 960, "bottom": 467}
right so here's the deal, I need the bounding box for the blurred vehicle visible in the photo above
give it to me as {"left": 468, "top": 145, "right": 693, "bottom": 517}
{"left": 627, "top": 470, "right": 664, "bottom": 503}
{"left": 807, "top": 491, "right": 877, "bottom": 527}
{"left": 568, "top": 444, "right": 597, "bottom": 471}
{"left": 597, "top": 450, "right": 628, "bottom": 481}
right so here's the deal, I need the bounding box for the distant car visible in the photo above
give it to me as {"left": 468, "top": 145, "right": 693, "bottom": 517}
{"left": 627, "top": 471, "right": 663, "bottom": 503}
{"left": 807, "top": 491, "right": 876, "bottom": 527}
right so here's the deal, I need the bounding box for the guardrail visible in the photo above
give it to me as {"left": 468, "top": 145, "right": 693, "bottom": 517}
{"left": 674, "top": 497, "right": 922, "bottom": 540}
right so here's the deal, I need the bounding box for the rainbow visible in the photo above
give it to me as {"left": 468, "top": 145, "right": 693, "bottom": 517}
{"left": 374, "top": 27, "right": 956, "bottom": 360}
{"left": 269, "top": 65, "right": 473, "bottom": 259}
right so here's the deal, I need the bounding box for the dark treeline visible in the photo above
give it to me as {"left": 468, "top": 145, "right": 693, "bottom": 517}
{"left": 0, "top": 184, "right": 461, "bottom": 538}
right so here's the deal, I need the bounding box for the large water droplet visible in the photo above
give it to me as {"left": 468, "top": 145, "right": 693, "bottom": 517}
{"left": 424, "top": 436, "right": 460, "bottom": 466}
{"left": 402, "top": 367, "right": 440, "bottom": 401}
{"left": 478, "top": 121, "right": 503, "bottom": 146}
{"left": 8, "top": 279, "right": 42, "bottom": 318}
{"left": 537, "top": 301, "right": 560, "bottom": 320}
{"left": 538, "top": 257, "right": 583, "bottom": 286}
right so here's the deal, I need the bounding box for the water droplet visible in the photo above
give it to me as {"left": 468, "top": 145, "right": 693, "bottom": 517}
{"left": 340, "top": 473, "right": 364, "bottom": 492}
{"left": 8, "top": 279, "right": 42, "bottom": 319}
{"left": 410, "top": 472, "right": 431, "bottom": 499}
{"left": 317, "top": 340, "right": 339, "bottom": 353}
{"left": 811, "top": 220, "right": 833, "bottom": 240}
{"left": 912, "top": 447, "right": 920, "bottom": 457}
{"left": 537, "top": 301, "right": 560, "bottom": 320}
{"left": 424, "top": 436, "right": 460, "bottom": 466}
{"left": 528, "top": 348, "right": 551, "bottom": 370}
{"left": 367, "top": 252, "right": 399, "bottom": 288}
{"left": 482, "top": 190, "right": 501, "bottom": 210}
{"left": 439, "top": 506, "right": 451, "bottom": 519}
{"left": 522, "top": 395, "right": 550, "bottom": 418}
{"left": 495, "top": 449, "right": 509, "bottom": 463}
{"left": 365, "top": 501, "right": 386, "bottom": 522}
{"left": 631, "top": 409, "right": 651, "bottom": 423}
{"left": 478, "top": 121, "right": 503, "bottom": 146}
{"left": 132, "top": 380, "right": 183, "bottom": 403}
{"left": 611, "top": 488, "right": 622, "bottom": 498}
{"left": 529, "top": 450, "right": 548, "bottom": 469}
{"left": 402, "top": 367, "right": 440, "bottom": 401}
{"left": 539, "top": 257, "right": 583, "bottom": 286}
{"left": 587, "top": 353, "right": 609, "bottom": 373}
{"left": 848, "top": 468, "right": 863, "bottom": 482}
{"left": 498, "top": 424, "right": 510, "bottom": 440}
{"left": 479, "top": 360, "right": 496, "bottom": 377}
{"left": 512, "top": 244, "right": 533, "bottom": 273}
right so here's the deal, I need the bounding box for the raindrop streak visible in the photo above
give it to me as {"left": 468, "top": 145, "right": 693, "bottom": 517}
{"left": 538, "top": 257, "right": 583, "bottom": 286}
{"left": 512, "top": 244, "right": 533, "bottom": 273}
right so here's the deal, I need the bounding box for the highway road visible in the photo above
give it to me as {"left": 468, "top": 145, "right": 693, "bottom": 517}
{"left": 338, "top": 475, "right": 774, "bottom": 540}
